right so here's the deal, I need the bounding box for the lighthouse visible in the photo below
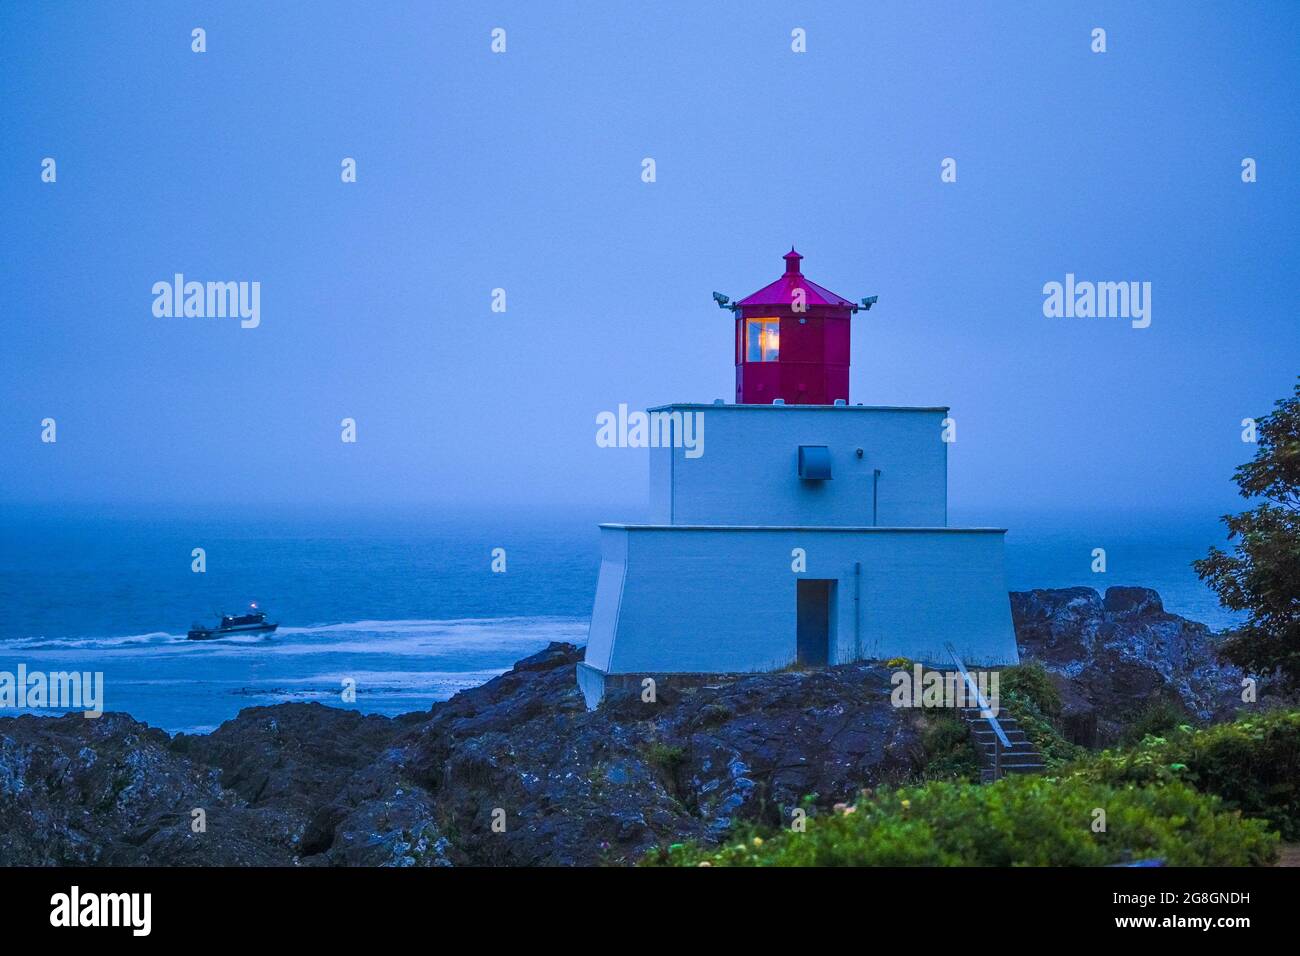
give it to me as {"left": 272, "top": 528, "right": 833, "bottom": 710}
{"left": 577, "top": 249, "right": 1017, "bottom": 709}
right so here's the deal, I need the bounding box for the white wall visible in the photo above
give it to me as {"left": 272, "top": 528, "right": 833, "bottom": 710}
{"left": 584, "top": 524, "right": 1018, "bottom": 676}
{"left": 647, "top": 404, "right": 948, "bottom": 527}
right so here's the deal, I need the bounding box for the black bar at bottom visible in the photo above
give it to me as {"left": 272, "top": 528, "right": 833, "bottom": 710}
{"left": 0, "top": 865, "right": 1288, "bottom": 942}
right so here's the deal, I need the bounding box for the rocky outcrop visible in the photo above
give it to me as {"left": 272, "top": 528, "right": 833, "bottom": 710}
{"left": 1010, "top": 586, "right": 1246, "bottom": 745}
{"left": 0, "top": 713, "right": 293, "bottom": 865}
{"left": 0, "top": 587, "right": 1260, "bottom": 865}
{"left": 170, "top": 704, "right": 416, "bottom": 864}
{"left": 401, "top": 645, "right": 921, "bottom": 865}
{"left": 0, "top": 644, "right": 922, "bottom": 867}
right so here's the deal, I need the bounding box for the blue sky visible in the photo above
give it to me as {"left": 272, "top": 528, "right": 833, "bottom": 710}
{"left": 1, "top": 1, "right": 1296, "bottom": 518}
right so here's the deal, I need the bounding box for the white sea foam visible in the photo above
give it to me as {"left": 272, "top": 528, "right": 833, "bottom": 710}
{"left": 3, "top": 616, "right": 588, "bottom": 658}
{"left": 11, "top": 631, "right": 183, "bottom": 651}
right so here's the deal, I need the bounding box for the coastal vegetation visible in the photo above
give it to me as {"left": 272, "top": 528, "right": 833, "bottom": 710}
{"left": 644, "top": 773, "right": 1278, "bottom": 867}
{"left": 645, "top": 709, "right": 1298, "bottom": 867}
{"left": 1069, "top": 709, "right": 1300, "bottom": 840}
{"left": 1195, "top": 377, "right": 1300, "bottom": 690}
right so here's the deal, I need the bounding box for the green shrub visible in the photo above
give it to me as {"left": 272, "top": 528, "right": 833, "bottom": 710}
{"left": 918, "top": 713, "right": 980, "bottom": 782}
{"left": 999, "top": 688, "right": 1087, "bottom": 770}
{"left": 999, "top": 661, "right": 1062, "bottom": 718}
{"left": 1067, "top": 708, "right": 1300, "bottom": 839}
{"left": 643, "top": 775, "right": 1278, "bottom": 867}
{"left": 646, "top": 741, "right": 686, "bottom": 773}
{"left": 1118, "top": 699, "right": 1193, "bottom": 747}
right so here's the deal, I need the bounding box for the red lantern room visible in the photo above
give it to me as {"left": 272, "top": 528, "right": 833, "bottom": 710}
{"left": 716, "top": 248, "right": 874, "bottom": 406}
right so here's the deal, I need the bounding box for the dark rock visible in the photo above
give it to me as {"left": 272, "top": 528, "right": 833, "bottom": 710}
{"left": 1011, "top": 586, "right": 1244, "bottom": 745}
{"left": 171, "top": 703, "right": 400, "bottom": 814}
{"left": 0, "top": 713, "right": 292, "bottom": 865}
{"left": 0, "top": 645, "right": 922, "bottom": 867}
{"left": 406, "top": 648, "right": 923, "bottom": 864}
{"left": 1102, "top": 586, "right": 1164, "bottom": 619}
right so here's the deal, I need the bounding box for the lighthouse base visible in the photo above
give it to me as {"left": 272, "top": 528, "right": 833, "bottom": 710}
{"left": 578, "top": 523, "right": 1019, "bottom": 710}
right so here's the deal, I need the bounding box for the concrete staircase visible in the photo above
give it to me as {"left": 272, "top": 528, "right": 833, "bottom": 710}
{"left": 959, "top": 707, "right": 1046, "bottom": 782}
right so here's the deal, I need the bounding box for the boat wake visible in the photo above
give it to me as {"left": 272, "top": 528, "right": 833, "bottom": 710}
{"left": 3, "top": 616, "right": 588, "bottom": 656}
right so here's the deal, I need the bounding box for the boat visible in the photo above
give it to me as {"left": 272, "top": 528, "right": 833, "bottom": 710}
{"left": 187, "top": 604, "right": 278, "bottom": 641}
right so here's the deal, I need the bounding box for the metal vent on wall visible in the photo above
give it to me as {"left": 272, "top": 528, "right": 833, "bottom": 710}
{"left": 798, "top": 445, "right": 832, "bottom": 480}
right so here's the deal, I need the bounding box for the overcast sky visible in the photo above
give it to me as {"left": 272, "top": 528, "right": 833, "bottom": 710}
{"left": 2, "top": 2, "right": 1296, "bottom": 520}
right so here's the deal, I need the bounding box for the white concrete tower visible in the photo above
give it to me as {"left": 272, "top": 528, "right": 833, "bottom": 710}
{"left": 578, "top": 251, "right": 1017, "bottom": 709}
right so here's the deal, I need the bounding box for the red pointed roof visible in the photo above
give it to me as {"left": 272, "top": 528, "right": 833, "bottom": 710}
{"left": 736, "top": 247, "right": 856, "bottom": 309}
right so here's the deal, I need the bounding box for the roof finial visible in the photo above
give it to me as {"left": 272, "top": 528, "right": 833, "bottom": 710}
{"left": 783, "top": 246, "right": 803, "bottom": 276}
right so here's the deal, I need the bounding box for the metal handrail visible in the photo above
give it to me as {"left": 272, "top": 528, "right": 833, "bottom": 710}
{"left": 944, "top": 642, "right": 1012, "bottom": 750}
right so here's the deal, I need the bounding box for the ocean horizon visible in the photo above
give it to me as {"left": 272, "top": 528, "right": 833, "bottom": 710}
{"left": 0, "top": 504, "right": 1246, "bottom": 733}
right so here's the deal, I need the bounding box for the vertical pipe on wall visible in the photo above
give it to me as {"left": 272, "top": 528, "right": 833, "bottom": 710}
{"left": 872, "top": 469, "right": 881, "bottom": 526}
{"left": 853, "top": 560, "right": 862, "bottom": 660}
{"left": 668, "top": 416, "right": 675, "bottom": 524}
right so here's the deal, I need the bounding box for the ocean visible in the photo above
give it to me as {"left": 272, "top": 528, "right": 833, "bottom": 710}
{"left": 0, "top": 505, "right": 1244, "bottom": 733}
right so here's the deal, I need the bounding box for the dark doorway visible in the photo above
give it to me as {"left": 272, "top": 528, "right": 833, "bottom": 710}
{"left": 796, "top": 579, "right": 835, "bottom": 666}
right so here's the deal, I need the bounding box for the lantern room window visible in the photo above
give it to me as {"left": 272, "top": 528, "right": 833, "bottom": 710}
{"left": 746, "top": 318, "right": 780, "bottom": 362}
